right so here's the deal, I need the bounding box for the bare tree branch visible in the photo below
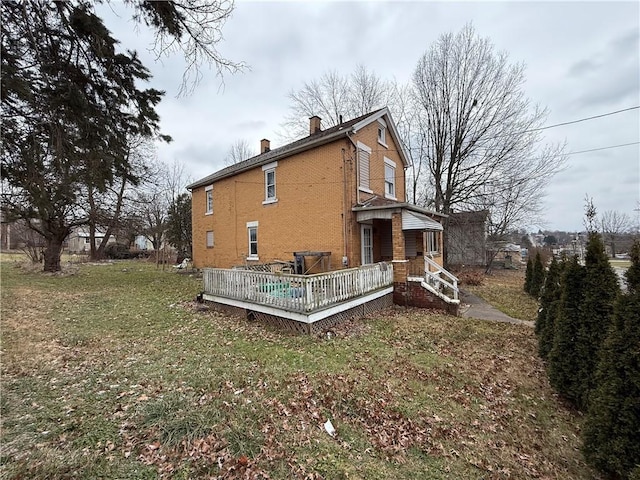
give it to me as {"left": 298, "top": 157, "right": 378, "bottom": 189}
{"left": 224, "top": 139, "right": 256, "bottom": 166}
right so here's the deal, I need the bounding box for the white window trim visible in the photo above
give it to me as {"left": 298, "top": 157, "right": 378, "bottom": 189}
{"left": 361, "top": 224, "right": 374, "bottom": 265}
{"left": 357, "top": 141, "right": 372, "bottom": 192}
{"left": 261, "top": 161, "right": 278, "bottom": 171}
{"left": 384, "top": 157, "right": 397, "bottom": 200}
{"left": 377, "top": 119, "right": 388, "bottom": 148}
{"left": 426, "top": 231, "right": 441, "bottom": 255}
{"left": 247, "top": 221, "right": 259, "bottom": 260}
{"left": 205, "top": 185, "right": 213, "bottom": 215}
{"left": 262, "top": 161, "right": 278, "bottom": 204}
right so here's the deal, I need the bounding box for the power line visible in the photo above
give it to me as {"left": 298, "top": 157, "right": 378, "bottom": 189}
{"left": 566, "top": 141, "right": 640, "bottom": 156}
{"left": 528, "top": 105, "right": 640, "bottom": 133}
{"left": 228, "top": 141, "right": 639, "bottom": 186}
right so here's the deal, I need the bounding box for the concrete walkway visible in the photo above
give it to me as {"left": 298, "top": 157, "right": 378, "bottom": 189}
{"left": 459, "top": 290, "right": 534, "bottom": 327}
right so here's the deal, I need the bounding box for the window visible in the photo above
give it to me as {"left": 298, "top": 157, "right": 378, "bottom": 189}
{"left": 265, "top": 169, "right": 276, "bottom": 200}
{"left": 262, "top": 161, "right": 278, "bottom": 204}
{"left": 205, "top": 185, "right": 213, "bottom": 214}
{"left": 377, "top": 118, "right": 388, "bottom": 147}
{"left": 361, "top": 225, "right": 373, "bottom": 264}
{"left": 247, "top": 221, "right": 258, "bottom": 259}
{"left": 426, "top": 231, "right": 440, "bottom": 254}
{"left": 384, "top": 158, "right": 396, "bottom": 200}
{"left": 206, "top": 230, "right": 214, "bottom": 248}
{"left": 357, "top": 141, "right": 371, "bottom": 192}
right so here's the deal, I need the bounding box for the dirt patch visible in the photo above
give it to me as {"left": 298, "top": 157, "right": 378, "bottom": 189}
{"left": 1, "top": 288, "right": 85, "bottom": 371}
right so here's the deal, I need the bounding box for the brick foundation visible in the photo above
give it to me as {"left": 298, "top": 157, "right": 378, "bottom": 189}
{"left": 393, "top": 280, "right": 460, "bottom": 316}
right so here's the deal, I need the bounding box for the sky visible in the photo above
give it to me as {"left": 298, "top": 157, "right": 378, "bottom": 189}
{"left": 98, "top": 1, "right": 640, "bottom": 233}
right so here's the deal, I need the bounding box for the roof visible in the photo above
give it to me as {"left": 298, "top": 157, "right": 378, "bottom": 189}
{"left": 448, "top": 210, "right": 490, "bottom": 224}
{"left": 187, "top": 107, "right": 408, "bottom": 190}
{"left": 401, "top": 210, "right": 443, "bottom": 231}
{"left": 353, "top": 195, "right": 446, "bottom": 218}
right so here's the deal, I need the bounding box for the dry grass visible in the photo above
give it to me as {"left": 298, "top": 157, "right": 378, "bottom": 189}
{"left": 1, "top": 260, "right": 597, "bottom": 479}
{"left": 464, "top": 269, "right": 539, "bottom": 322}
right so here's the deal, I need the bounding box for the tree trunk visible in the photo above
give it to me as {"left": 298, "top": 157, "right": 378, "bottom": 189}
{"left": 441, "top": 214, "right": 451, "bottom": 269}
{"left": 89, "top": 222, "right": 99, "bottom": 260}
{"left": 43, "top": 235, "right": 65, "bottom": 272}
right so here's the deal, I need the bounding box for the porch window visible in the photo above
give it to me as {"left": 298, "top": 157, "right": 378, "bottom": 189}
{"left": 384, "top": 158, "right": 396, "bottom": 200}
{"left": 205, "top": 185, "right": 213, "bottom": 214}
{"left": 426, "top": 231, "right": 441, "bottom": 255}
{"left": 247, "top": 221, "right": 258, "bottom": 259}
{"left": 361, "top": 224, "right": 373, "bottom": 264}
{"left": 262, "top": 161, "right": 278, "bottom": 204}
{"left": 357, "top": 141, "right": 372, "bottom": 192}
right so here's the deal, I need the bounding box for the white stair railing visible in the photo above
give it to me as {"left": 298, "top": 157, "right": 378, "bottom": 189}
{"left": 423, "top": 255, "right": 459, "bottom": 303}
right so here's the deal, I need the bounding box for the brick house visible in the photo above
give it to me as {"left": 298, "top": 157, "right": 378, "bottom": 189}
{"left": 188, "top": 108, "right": 459, "bottom": 326}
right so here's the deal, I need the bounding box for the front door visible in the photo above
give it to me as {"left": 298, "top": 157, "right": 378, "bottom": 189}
{"left": 361, "top": 224, "right": 373, "bottom": 265}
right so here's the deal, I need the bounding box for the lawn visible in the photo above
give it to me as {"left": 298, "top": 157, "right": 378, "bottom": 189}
{"left": 463, "top": 269, "right": 539, "bottom": 323}
{"left": 1, "top": 258, "right": 598, "bottom": 479}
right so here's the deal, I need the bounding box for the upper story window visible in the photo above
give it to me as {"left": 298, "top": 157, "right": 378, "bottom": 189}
{"left": 262, "top": 161, "right": 278, "bottom": 204}
{"left": 357, "top": 141, "right": 372, "bottom": 193}
{"left": 377, "top": 118, "right": 388, "bottom": 147}
{"left": 384, "top": 157, "right": 396, "bottom": 200}
{"left": 205, "top": 185, "right": 213, "bottom": 214}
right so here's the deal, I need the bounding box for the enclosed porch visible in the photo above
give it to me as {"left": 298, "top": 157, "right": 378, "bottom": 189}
{"left": 354, "top": 202, "right": 460, "bottom": 312}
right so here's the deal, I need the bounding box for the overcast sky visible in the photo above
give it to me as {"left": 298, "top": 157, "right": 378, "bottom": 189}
{"left": 99, "top": 1, "right": 639, "bottom": 233}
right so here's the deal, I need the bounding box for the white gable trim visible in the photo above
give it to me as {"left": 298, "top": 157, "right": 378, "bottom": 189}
{"left": 351, "top": 107, "right": 410, "bottom": 168}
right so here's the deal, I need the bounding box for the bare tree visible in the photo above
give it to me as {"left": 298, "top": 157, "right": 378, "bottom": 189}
{"left": 601, "top": 210, "right": 631, "bottom": 258}
{"left": 412, "top": 23, "right": 565, "bottom": 263}
{"left": 119, "top": 1, "right": 246, "bottom": 95}
{"left": 135, "top": 159, "right": 191, "bottom": 267}
{"left": 280, "top": 65, "right": 394, "bottom": 140}
{"left": 390, "top": 81, "right": 433, "bottom": 206}
{"left": 83, "top": 134, "right": 164, "bottom": 260}
{"left": 224, "top": 139, "right": 256, "bottom": 166}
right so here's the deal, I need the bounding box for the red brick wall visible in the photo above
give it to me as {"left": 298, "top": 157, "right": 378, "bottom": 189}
{"left": 393, "top": 280, "right": 460, "bottom": 316}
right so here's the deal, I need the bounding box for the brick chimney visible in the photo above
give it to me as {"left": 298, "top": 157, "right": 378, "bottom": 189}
{"left": 260, "top": 138, "right": 270, "bottom": 153}
{"left": 309, "top": 115, "right": 322, "bottom": 135}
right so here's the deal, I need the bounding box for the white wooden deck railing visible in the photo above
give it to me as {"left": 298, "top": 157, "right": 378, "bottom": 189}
{"left": 423, "top": 255, "right": 460, "bottom": 302}
{"left": 203, "top": 262, "right": 393, "bottom": 313}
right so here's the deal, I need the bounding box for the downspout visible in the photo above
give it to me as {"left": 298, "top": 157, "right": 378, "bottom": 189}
{"left": 341, "top": 147, "right": 349, "bottom": 267}
{"left": 345, "top": 131, "right": 359, "bottom": 268}
{"left": 346, "top": 131, "right": 360, "bottom": 205}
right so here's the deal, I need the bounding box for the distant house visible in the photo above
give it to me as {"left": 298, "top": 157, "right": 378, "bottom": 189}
{"left": 187, "top": 108, "right": 461, "bottom": 332}
{"left": 67, "top": 227, "right": 116, "bottom": 254}
{"left": 0, "top": 217, "right": 46, "bottom": 251}
{"left": 134, "top": 235, "right": 154, "bottom": 251}
{"left": 446, "top": 210, "right": 489, "bottom": 267}
{"left": 489, "top": 243, "right": 523, "bottom": 268}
